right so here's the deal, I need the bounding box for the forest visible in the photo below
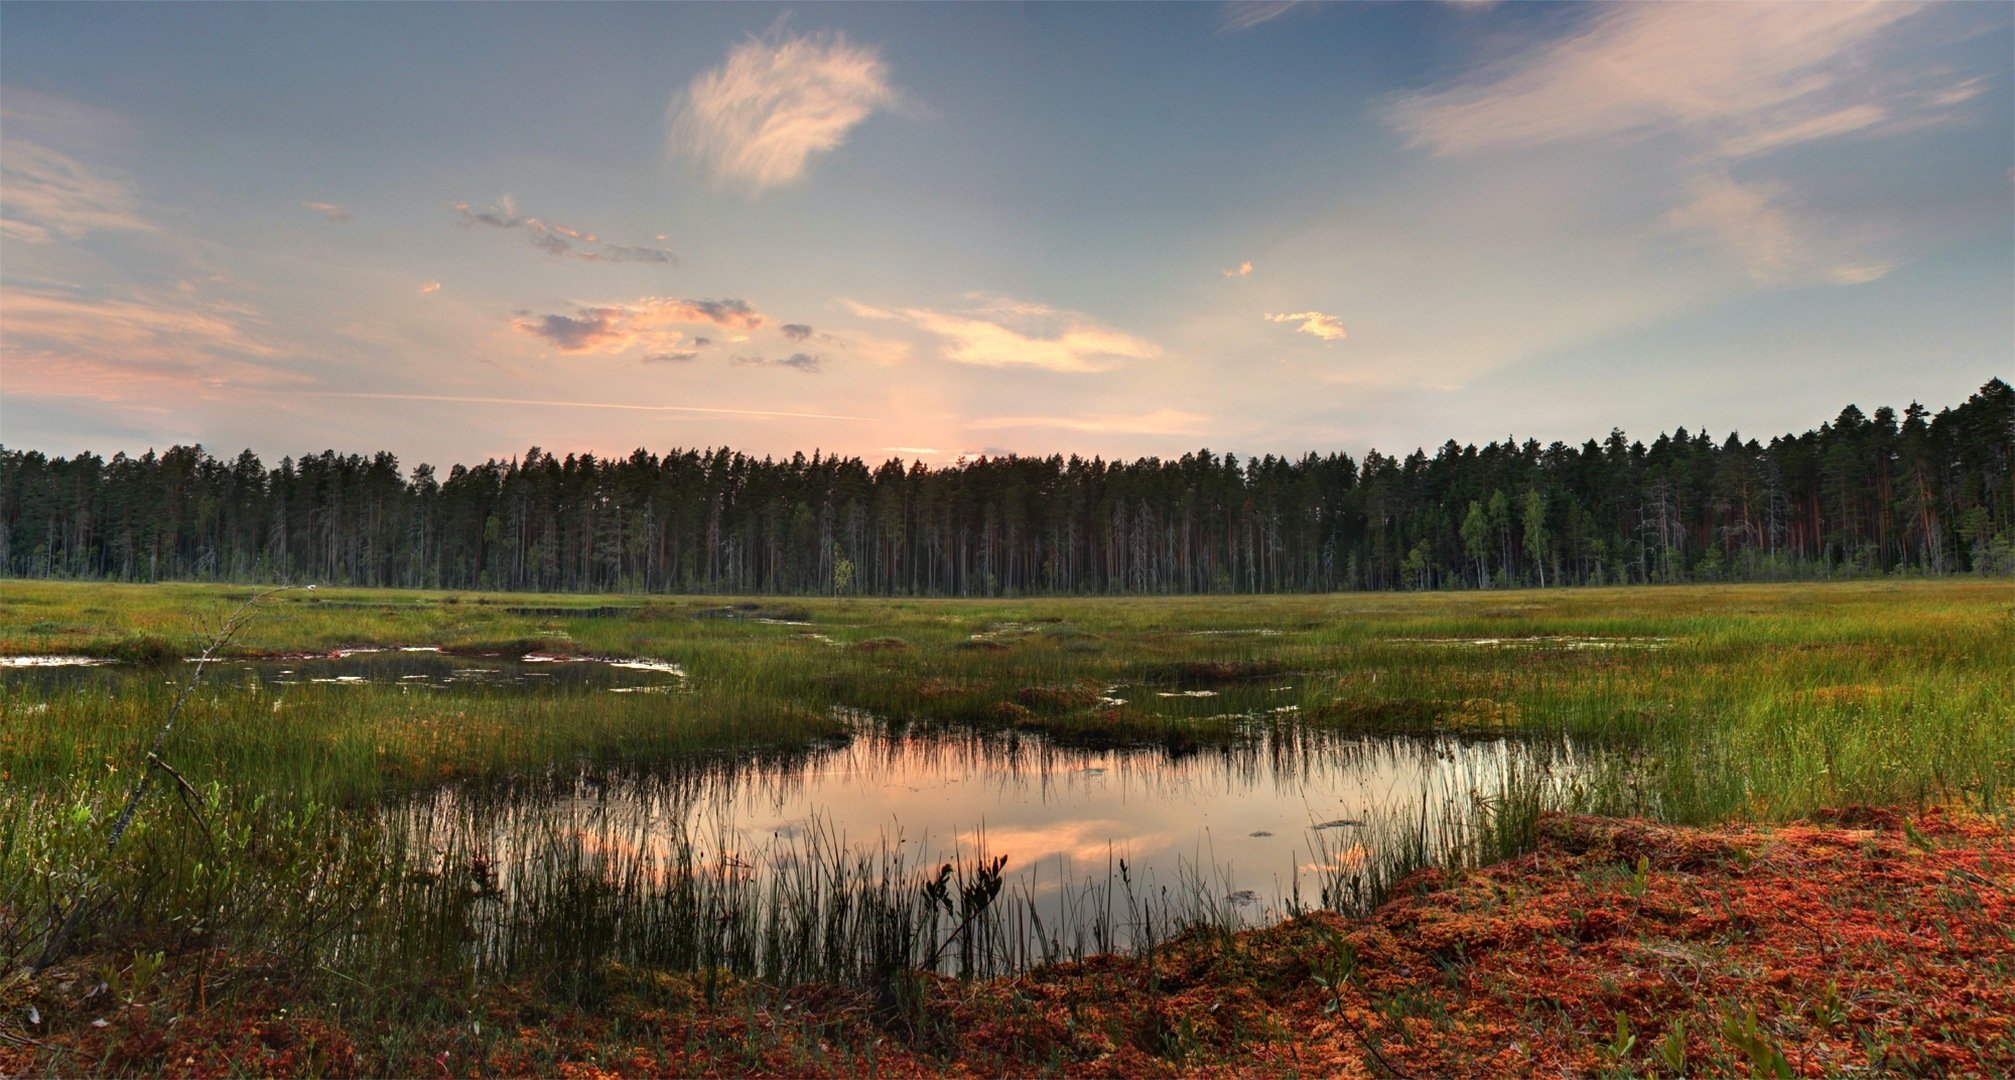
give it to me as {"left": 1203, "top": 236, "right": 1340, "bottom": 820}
{"left": 2, "top": 379, "right": 2010, "bottom": 595}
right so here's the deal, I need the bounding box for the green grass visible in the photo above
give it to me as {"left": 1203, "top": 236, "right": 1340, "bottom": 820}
{"left": 1, "top": 578, "right": 2010, "bottom": 1026}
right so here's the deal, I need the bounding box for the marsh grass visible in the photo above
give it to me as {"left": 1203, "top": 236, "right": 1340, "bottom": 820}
{"left": 2, "top": 578, "right": 2010, "bottom": 1031}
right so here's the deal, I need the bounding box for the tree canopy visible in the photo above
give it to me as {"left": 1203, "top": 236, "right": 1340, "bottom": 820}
{"left": 3, "top": 380, "right": 2010, "bottom": 594}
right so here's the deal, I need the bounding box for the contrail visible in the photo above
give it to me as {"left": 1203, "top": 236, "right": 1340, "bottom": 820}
{"left": 295, "top": 390, "right": 865, "bottom": 422}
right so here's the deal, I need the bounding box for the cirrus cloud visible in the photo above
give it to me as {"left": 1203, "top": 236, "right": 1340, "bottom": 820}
{"left": 1386, "top": 3, "right": 1927, "bottom": 160}
{"left": 1664, "top": 173, "right": 1890, "bottom": 285}
{"left": 670, "top": 30, "right": 901, "bottom": 194}
{"left": 453, "top": 197, "right": 676, "bottom": 263}
{"left": 846, "top": 295, "right": 1159, "bottom": 373}
{"left": 970, "top": 409, "right": 1208, "bottom": 435}
{"left": 0, "top": 139, "right": 153, "bottom": 243}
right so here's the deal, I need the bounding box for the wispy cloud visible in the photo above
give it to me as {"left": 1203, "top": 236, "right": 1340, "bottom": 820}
{"left": 971, "top": 409, "right": 1208, "bottom": 435}
{"left": 510, "top": 297, "right": 765, "bottom": 355}
{"left": 293, "top": 390, "right": 864, "bottom": 422}
{"left": 1665, "top": 173, "right": 1889, "bottom": 285}
{"left": 1223, "top": 260, "right": 1253, "bottom": 278}
{"left": 670, "top": 29, "right": 900, "bottom": 193}
{"left": 0, "top": 284, "right": 300, "bottom": 401}
{"left": 453, "top": 197, "right": 676, "bottom": 263}
{"left": 419, "top": 281, "right": 443, "bottom": 295}
{"left": 779, "top": 323, "right": 814, "bottom": 341}
{"left": 1385, "top": 3, "right": 1971, "bottom": 288}
{"left": 734, "top": 352, "right": 822, "bottom": 373}
{"left": 302, "top": 200, "right": 352, "bottom": 223}
{"left": 1387, "top": 3, "right": 1925, "bottom": 159}
{"left": 847, "top": 295, "right": 1159, "bottom": 373}
{"left": 1220, "top": 2, "right": 1306, "bottom": 33}
{"left": 1266, "top": 310, "right": 1347, "bottom": 342}
{"left": 0, "top": 139, "right": 153, "bottom": 243}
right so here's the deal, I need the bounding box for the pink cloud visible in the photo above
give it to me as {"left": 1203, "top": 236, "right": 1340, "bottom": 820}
{"left": 510, "top": 297, "right": 766, "bottom": 355}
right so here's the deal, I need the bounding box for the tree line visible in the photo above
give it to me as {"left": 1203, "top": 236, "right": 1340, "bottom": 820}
{"left": 3, "top": 380, "right": 2010, "bottom": 595}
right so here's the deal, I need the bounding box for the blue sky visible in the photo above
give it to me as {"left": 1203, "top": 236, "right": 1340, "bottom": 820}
{"left": 3, "top": 1, "right": 2009, "bottom": 467}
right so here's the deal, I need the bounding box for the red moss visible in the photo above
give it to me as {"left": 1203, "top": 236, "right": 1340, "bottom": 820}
{"left": 9, "top": 808, "right": 2011, "bottom": 1077}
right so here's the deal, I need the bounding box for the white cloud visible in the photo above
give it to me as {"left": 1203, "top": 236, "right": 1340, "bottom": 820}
{"left": 1266, "top": 310, "right": 1347, "bottom": 342}
{"left": 0, "top": 139, "right": 153, "bottom": 243}
{"left": 670, "top": 30, "right": 899, "bottom": 193}
{"left": 848, "top": 295, "right": 1160, "bottom": 373}
{"left": 420, "top": 281, "right": 443, "bottom": 295}
{"left": 1665, "top": 174, "right": 1889, "bottom": 286}
{"left": 1388, "top": 3, "right": 1923, "bottom": 159}
{"left": 971, "top": 409, "right": 1208, "bottom": 435}
{"left": 1223, "top": 260, "right": 1253, "bottom": 278}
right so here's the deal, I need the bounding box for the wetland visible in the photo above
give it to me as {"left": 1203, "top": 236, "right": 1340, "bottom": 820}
{"left": 1, "top": 579, "right": 2010, "bottom": 1074}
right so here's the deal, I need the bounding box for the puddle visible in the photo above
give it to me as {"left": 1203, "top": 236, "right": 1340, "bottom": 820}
{"left": 1, "top": 651, "right": 688, "bottom": 693}
{"left": 1403, "top": 636, "right": 1670, "bottom": 650}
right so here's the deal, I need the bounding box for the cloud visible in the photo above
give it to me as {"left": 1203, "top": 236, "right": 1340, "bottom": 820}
{"left": 670, "top": 30, "right": 900, "bottom": 193}
{"left": 295, "top": 390, "right": 864, "bottom": 421}
{"left": 847, "top": 295, "right": 1160, "bottom": 373}
{"left": 733, "top": 352, "right": 822, "bottom": 373}
{"left": 642, "top": 350, "right": 700, "bottom": 364}
{"left": 691, "top": 336, "right": 713, "bottom": 347}
{"left": 453, "top": 197, "right": 676, "bottom": 263}
{"left": 971, "top": 409, "right": 1209, "bottom": 435}
{"left": 302, "top": 200, "right": 352, "bottom": 223}
{"left": 779, "top": 323, "right": 814, "bottom": 341}
{"left": 1223, "top": 260, "right": 1253, "bottom": 278}
{"left": 1384, "top": 3, "right": 1972, "bottom": 289}
{"left": 1387, "top": 3, "right": 1925, "bottom": 159}
{"left": 1664, "top": 173, "right": 1889, "bottom": 285}
{"left": 0, "top": 139, "right": 153, "bottom": 243}
{"left": 419, "top": 281, "right": 443, "bottom": 295}
{"left": 1266, "top": 310, "right": 1347, "bottom": 342}
{"left": 510, "top": 296, "right": 766, "bottom": 355}
{"left": 1220, "top": 2, "right": 1306, "bottom": 32}
{"left": 0, "top": 284, "right": 302, "bottom": 401}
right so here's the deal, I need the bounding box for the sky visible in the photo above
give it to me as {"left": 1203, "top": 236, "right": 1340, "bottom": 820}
{"left": 2, "top": 1, "right": 2010, "bottom": 470}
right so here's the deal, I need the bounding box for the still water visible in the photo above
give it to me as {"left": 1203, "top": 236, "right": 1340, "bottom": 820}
{"left": 8, "top": 650, "right": 1578, "bottom": 967}
{"left": 392, "top": 722, "right": 1578, "bottom": 968}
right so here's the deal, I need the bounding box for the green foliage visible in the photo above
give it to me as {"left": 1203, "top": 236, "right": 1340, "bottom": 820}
{"left": 1721, "top": 1008, "right": 1793, "bottom": 1078}
{"left": 3, "top": 381, "right": 2010, "bottom": 594}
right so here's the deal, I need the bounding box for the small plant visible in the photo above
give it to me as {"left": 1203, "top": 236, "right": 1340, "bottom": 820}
{"left": 1721, "top": 1008, "right": 1792, "bottom": 1078}
{"left": 1810, "top": 980, "right": 1848, "bottom": 1028}
{"left": 1622, "top": 855, "right": 1651, "bottom": 903}
{"left": 1657, "top": 1016, "right": 1687, "bottom": 1075}
{"left": 1604, "top": 1012, "right": 1637, "bottom": 1061}
{"left": 107, "top": 949, "right": 165, "bottom": 1006}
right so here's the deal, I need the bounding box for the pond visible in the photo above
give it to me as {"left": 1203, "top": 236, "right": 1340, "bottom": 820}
{"left": 6, "top": 649, "right": 1583, "bottom": 977}
{"left": 391, "top": 723, "right": 1581, "bottom": 975}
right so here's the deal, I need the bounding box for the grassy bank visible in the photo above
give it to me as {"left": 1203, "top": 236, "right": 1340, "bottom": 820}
{"left": 3, "top": 579, "right": 2009, "bottom": 816}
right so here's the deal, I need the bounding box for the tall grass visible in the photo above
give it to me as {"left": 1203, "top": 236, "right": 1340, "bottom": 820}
{"left": 2, "top": 578, "right": 2010, "bottom": 1006}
